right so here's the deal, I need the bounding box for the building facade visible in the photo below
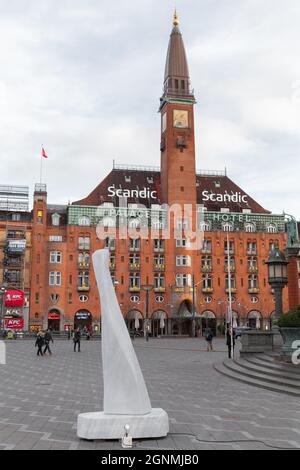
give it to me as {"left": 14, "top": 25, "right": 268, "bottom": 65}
{"left": 27, "top": 14, "right": 296, "bottom": 334}
{"left": 0, "top": 185, "right": 32, "bottom": 330}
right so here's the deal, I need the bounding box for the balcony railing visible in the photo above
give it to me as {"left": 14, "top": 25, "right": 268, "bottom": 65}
{"left": 202, "top": 265, "right": 213, "bottom": 273}
{"left": 129, "top": 246, "right": 140, "bottom": 252}
{"left": 225, "top": 266, "right": 236, "bottom": 273}
{"left": 129, "top": 263, "right": 140, "bottom": 271}
{"left": 248, "top": 288, "right": 260, "bottom": 294}
{"left": 154, "top": 287, "right": 166, "bottom": 293}
{"left": 154, "top": 264, "right": 165, "bottom": 272}
{"left": 202, "top": 287, "right": 214, "bottom": 294}
{"left": 247, "top": 266, "right": 258, "bottom": 273}
{"left": 154, "top": 247, "right": 165, "bottom": 253}
{"left": 78, "top": 262, "right": 90, "bottom": 269}
{"left": 247, "top": 250, "right": 257, "bottom": 256}
{"left": 78, "top": 285, "right": 90, "bottom": 292}
{"left": 129, "top": 286, "right": 141, "bottom": 293}
{"left": 226, "top": 287, "right": 238, "bottom": 294}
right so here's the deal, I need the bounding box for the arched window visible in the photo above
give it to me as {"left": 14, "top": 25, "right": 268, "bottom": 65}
{"left": 266, "top": 223, "right": 277, "bottom": 234}
{"left": 52, "top": 213, "right": 60, "bottom": 227}
{"left": 78, "top": 216, "right": 91, "bottom": 227}
{"left": 102, "top": 217, "right": 116, "bottom": 228}
{"left": 245, "top": 223, "right": 256, "bottom": 233}
{"left": 222, "top": 222, "right": 234, "bottom": 232}
{"left": 199, "top": 221, "right": 211, "bottom": 232}
{"left": 128, "top": 218, "right": 141, "bottom": 229}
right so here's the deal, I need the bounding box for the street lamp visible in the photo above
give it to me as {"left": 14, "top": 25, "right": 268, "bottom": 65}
{"left": 266, "top": 247, "right": 288, "bottom": 321}
{"left": 0, "top": 286, "right": 6, "bottom": 336}
{"left": 141, "top": 285, "right": 154, "bottom": 341}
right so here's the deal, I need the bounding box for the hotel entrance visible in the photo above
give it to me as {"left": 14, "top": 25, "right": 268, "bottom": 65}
{"left": 74, "top": 310, "right": 92, "bottom": 331}
{"left": 48, "top": 310, "right": 61, "bottom": 332}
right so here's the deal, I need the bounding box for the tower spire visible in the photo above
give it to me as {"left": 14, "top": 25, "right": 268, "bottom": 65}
{"left": 173, "top": 9, "right": 179, "bottom": 27}
{"left": 160, "top": 11, "right": 195, "bottom": 108}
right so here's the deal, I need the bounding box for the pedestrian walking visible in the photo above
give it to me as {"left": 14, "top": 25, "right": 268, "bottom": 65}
{"left": 205, "top": 328, "right": 213, "bottom": 352}
{"left": 43, "top": 329, "right": 54, "bottom": 355}
{"left": 73, "top": 328, "right": 81, "bottom": 352}
{"left": 35, "top": 331, "right": 45, "bottom": 356}
{"left": 226, "top": 326, "right": 236, "bottom": 359}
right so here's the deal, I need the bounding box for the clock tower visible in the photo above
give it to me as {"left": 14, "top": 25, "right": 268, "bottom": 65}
{"left": 160, "top": 11, "right": 197, "bottom": 207}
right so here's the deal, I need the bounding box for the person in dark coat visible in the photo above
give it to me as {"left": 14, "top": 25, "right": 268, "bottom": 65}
{"left": 35, "top": 332, "right": 45, "bottom": 356}
{"left": 73, "top": 328, "right": 81, "bottom": 352}
{"left": 43, "top": 330, "right": 54, "bottom": 355}
{"left": 204, "top": 328, "right": 214, "bottom": 352}
{"left": 226, "top": 326, "right": 236, "bottom": 359}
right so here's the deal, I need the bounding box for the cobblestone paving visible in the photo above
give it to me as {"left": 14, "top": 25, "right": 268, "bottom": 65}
{"left": 0, "top": 338, "right": 300, "bottom": 450}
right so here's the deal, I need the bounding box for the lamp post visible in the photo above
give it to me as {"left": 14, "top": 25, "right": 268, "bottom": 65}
{"left": 141, "top": 285, "right": 154, "bottom": 341}
{"left": 266, "top": 247, "right": 288, "bottom": 321}
{"left": 0, "top": 286, "right": 6, "bottom": 337}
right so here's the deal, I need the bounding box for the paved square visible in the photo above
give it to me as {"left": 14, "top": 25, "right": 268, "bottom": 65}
{"left": 0, "top": 338, "right": 300, "bottom": 450}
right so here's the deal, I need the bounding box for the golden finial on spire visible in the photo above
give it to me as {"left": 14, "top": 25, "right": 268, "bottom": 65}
{"left": 173, "top": 9, "right": 179, "bottom": 27}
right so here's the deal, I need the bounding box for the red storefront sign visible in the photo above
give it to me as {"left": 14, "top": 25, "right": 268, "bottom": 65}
{"left": 48, "top": 313, "right": 60, "bottom": 320}
{"left": 4, "top": 318, "right": 24, "bottom": 330}
{"left": 4, "top": 290, "right": 24, "bottom": 307}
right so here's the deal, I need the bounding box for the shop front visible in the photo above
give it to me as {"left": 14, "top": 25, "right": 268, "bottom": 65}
{"left": 74, "top": 310, "right": 93, "bottom": 331}
{"left": 48, "top": 310, "right": 61, "bottom": 331}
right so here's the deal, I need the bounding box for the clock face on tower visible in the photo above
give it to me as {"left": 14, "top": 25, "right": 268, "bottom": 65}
{"left": 173, "top": 110, "right": 188, "bottom": 128}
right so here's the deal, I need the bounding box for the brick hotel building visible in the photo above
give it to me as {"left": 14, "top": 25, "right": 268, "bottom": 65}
{"left": 3, "top": 13, "right": 299, "bottom": 334}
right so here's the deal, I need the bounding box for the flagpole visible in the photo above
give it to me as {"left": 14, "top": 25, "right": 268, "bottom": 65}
{"left": 40, "top": 153, "right": 43, "bottom": 184}
{"left": 227, "top": 233, "right": 234, "bottom": 359}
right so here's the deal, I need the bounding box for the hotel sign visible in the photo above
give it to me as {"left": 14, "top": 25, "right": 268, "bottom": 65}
{"left": 202, "top": 191, "right": 248, "bottom": 204}
{"left": 108, "top": 186, "right": 157, "bottom": 199}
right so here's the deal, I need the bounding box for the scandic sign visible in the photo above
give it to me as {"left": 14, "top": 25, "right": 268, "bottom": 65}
{"left": 4, "top": 318, "right": 24, "bottom": 330}
{"left": 4, "top": 290, "right": 24, "bottom": 307}
{"left": 107, "top": 186, "right": 248, "bottom": 204}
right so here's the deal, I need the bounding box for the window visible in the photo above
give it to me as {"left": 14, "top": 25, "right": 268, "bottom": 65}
{"left": 222, "top": 222, "right": 234, "bottom": 232}
{"left": 130, "top": 274, "right": 140, "bottom": 289}
{"left": 12, "top": 213, "right": 21, "bottom": 221}
{"left": 128, "top": 218, "right": 141, "bottom": 229}
{"left": 102, "top": 216, "right": 116, "bottom": 228}
{"left": 50, "top": 293, "right": 59, "bottom": 303}
{"left": 267, "top": 224, "right": 278, "bottom": 234}
{"left": 78, "top": 252, "right": 90, "bottom": 267}
{"left": 78, "top": 216, "right": 91, "bottom": 227}
{"left": 245, "top": 223, "right": 256, "bottom": 233}
{"left": 154, "top": 239, "right": 164, "bottom": 252}
{"left": 49, "top": 271, "right": 61, "bottom": 286}
{"left": 203, "top": 239, "right": 212, "bottom": 253}
{"left": 176, "top": 219, "right": 189, "bottom": 230}
{"left": 78, "top": 272, "right": 90, "bottom": 288}
{"left": 154, "top": 274, "right": 165, "bottom": 289}
{"left": 52, "top": 213, "right": 60, "bottom": 226}
{"left": 248, "top": 275, "right": 259, "bottom": 289}
{"left": 247, "top": 242, "right": 257, "bottom": 255}
{"left": 129, "top": 254, "right": 140, "bottom": 269}
{"left": 202, "top": 256, "right": 212, "bottom": 270}
{"left": 78, "top": 237, "right": 90, "bottom": 250}
{"left": 247, "top": 257, "right": 258, "bottom": 272}
{"left": 49, "top": 235, "right": 63, "bottom": 242}
{"left": 202, "top": 274, "right": 213, "bottom": 289}
{"left": 50, "top": 251, "right": 62, "bottom": 264}
{"left": 176, "top": 255, "right": 191, "bottom": 267}
{"left": 199, "top": 221, "right": 211, "bottom": 232}
{"left": 226, "top": 274, "right": 236, "bottom": 289}
{"left": 129, "top": 238, "right": 140, "bottom": 251}
{"left": 225, "top": 256, "right": 235, "bottom": 271}
{"left": 176, "top": 238, "right": 190, "bottom": 248}
{"left": 176, "top": 274, "right": 192, "bottom": 287}
{"left": 79, "top": 295, "right": 89, "bottom": 303}
{"left": 224, "top": 240, "right": 234, "bottom": 254}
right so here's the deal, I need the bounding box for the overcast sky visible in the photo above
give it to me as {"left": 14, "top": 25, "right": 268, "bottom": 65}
{"left": 0, "top": 0, "right": 299, "bottom": 217}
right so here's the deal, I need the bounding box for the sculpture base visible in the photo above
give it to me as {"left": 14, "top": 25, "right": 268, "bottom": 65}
{"left": 77, "top": 408, "right": 169, "bottom": 440}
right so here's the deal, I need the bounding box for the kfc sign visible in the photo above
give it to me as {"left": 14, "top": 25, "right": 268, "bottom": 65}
{"left": 4, "top": 290, "right": 24, "bottom": 307}
{"left": 4, "top": 318, "right": 24, "bottom": 330}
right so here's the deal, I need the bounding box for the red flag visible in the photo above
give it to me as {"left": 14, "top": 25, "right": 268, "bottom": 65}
{"left": 41, "top": 147, "right": 48, "bottom": 159}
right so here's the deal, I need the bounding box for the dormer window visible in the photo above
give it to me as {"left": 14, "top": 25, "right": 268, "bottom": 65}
{"left": 125, "top": 176, "right": 131, "bottom": 183}
{"left": 147, "top": 176, "right": 154, "bottom": 184}
{"left": 78, "top": 216, "right": 91, "bottom": 227}
{"left": 214, "top": 181, "right": 221, "bottom": 188}
{"left": 52, "top": 213, "right": 61, "bottom": 227}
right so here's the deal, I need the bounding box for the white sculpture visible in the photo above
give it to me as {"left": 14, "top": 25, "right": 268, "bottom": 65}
{"left": 77, "top": 249, "right": 169, "bottom": 440}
